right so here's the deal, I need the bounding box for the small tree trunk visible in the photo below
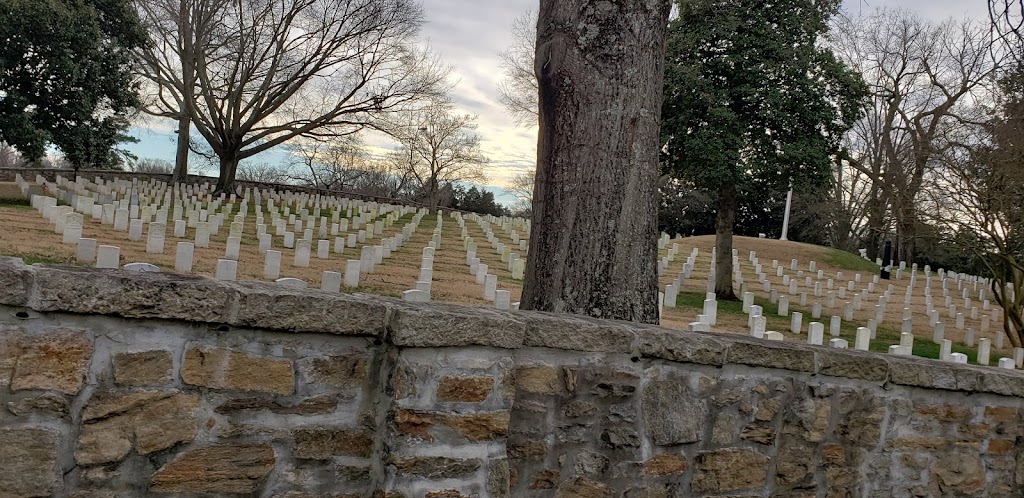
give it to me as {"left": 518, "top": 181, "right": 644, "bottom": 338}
{"left": 216, "top": 156, "right": 238, "bottom": 194}
{"left": 521, "top": 0, "right": 670, "bottom": 323}
{"left": 714, "top": 182, "right": 738, "bottom": 300}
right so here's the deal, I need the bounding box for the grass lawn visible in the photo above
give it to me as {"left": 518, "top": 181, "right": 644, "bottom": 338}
{"left": 673, "top": 291, "right": 981, "bottom": 363}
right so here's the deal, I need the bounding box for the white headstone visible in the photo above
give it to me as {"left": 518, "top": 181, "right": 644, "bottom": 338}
{"left": 214, "top": 259, "right": 237, "bottom": 281}
{"left": 790, "top": 312, "right": 803, "bottom": 334}
{"left": 402, "top": 289, "right": 430, "bottom": 302}
{"left": 808, "top": 322, "right": 824, "bottom": 345}
{"left": 175, "top": 242, "right": 194, "bottom": 273}
{"left": 95, "top": 245, "right": 120, "bottom": 269}
{"left": 978, "top": 338, "right": 992, "bottom": 366}
{"left": 276, "top": 277, "right": 307, "bottom": 289}
{"left": 495, "top": 290, "right": 511, "bottom": 310}
{"left": 264, "top": 250, "right": 282, "bottom": 280}
{"left": 855, "top": 327, "right": 870, "bottom": 351}
{"left": 123, "top": 262, "right": 160, "bottom": 272}
{"left": 77, "top": 238, "right": 97, "bottom": 263}
{"left": 343, "top": 259, "right": 360, "bottom": 288}
{"left": 294, "top": 239, "right": 311, "bottom": 267}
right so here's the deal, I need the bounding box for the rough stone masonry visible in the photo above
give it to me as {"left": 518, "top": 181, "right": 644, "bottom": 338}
{"left": 1, "top": 255, "right": 1024, "bottom": 497}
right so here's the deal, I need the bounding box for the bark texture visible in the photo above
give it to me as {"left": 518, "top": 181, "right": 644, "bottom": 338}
{"left": 714, "top": 182, "right": 738, "bottom": 300}
{"left": 521, "top": 0, "right": 670, "bottom": 323}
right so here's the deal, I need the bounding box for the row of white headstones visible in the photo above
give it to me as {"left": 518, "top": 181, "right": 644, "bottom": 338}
{"left": 652, "top": 243, "right": 1018, "bottom": 368}
{"left": 17, "top": 173, "right": 1013, "bottom": 365}
{"left": 15, "top": 174, "right": 531, "bottom": 308}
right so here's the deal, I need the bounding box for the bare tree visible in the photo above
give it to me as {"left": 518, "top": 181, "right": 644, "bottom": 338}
{"left": 923, "top": 71, "right": 1024, "bottom": 346}
{"left": 390, "top": 100, "right": 487, "bottom": 212}
{"left": 134, "top": 0, "right": 231, "bottom": 183}
{"left": 350, "top": 151, "right": 413, "bottom": 198}
{"left": 137, "top": 0, "right": 448, "bottom": 193}
{"left": 497, "top": 11, "right": 538, "bottom": 126}
{"left": 831, "top": 9, "right": 1001, "bottom": 262}
{"left": 990, "top": 0, "right": 1024, "bottom": 64}
{"left": 521, "top": 0, "right": 670, "bottom": 323}
{"left": 0, "top": 142, "right": 24, "bottom": 168}
{"left": 129, "top": 157, "right": 174, "bottom": 174}
{"left": 506, "top": 170, "right": 534, "bottom": 216}
{"left": 236, "top": 162, "right": 290, "bottom": 184}
{"left": 288, "top": 138, "right": 367, "bottom": 191}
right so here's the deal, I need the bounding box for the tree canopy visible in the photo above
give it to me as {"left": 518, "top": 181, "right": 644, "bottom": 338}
{"left": 660, "top": 0, "right": 866, "bottom": 299}
{"left": 0, "top": 0, "right": 146, "bottom": 167}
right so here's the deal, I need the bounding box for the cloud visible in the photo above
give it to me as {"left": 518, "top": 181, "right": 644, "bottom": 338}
{"left": 129, "top": 0, "right": 985, "bottom": 191}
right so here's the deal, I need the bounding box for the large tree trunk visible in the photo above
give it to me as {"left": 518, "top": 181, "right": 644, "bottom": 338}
{"left": 714, "top": 182, "right": 738, "bottom": 301}
{"left": 216, "top": 156, "right": 238, "bottom": 193}
{"left": 521, "top": 0, "right": 670, "bottom": 323}
{"left": 172, "top": 115, "right": 190, "bottom": 184}
{"left": 171, "top": 0, "right": 194, "bottom": 185}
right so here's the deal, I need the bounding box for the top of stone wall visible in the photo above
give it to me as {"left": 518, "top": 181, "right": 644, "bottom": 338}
{"left": 2, "top": 256, "right": 1022, "bottom": 397}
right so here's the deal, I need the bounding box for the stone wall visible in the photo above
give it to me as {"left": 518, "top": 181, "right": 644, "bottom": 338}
{"left": 2, "top": 256, "right": 1024, "bottom": 497}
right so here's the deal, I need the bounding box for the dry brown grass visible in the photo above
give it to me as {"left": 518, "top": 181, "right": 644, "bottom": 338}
{"left": 0, "top": 182, "right": 1004, "bottom": 351}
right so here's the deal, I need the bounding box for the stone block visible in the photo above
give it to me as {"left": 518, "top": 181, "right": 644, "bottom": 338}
{"left": 10, "top": 328, "right": 93, "bottom": 394}
{"left": 554, "top": 476, "right": 609, "bottom": 497}
{"left": 0, "top": 256, "right": 32, "bottom": 306}
{"left": 394, "top": 409, "right": 510, "bottom": 442}
{"left": 391, "top": 456, "right": 481, "bottom": 479}
{"left": 725, "top": 339, "right": 815, "bottom": 373}
{"left": 76, "top": 390, "right": 200, "bottom": 465}
{"left": 0, "top": 428, "right": 59, "bottom": 497}
{"left": 643, "top": 454, "right": 688, "bottom": 476}
{"left": 643, "top": 379, "right": 706, "bottom": 445}
{"left": 886, "top": 356, "right": 958, "bottom": 391}
{"left": 150, "top": 443, "right": 275, "bottom": 494}
{"left": 5, "top": 392, "right": 71, "bottom": 418}
{"left": 30, "top": 266, "right": 232, "bottom": 323}
{"left": 296, "top": 354, "right": 370, "bottom": 389}
{"left": 113, "top": 350, "right": 173, "bottom": 386}
{"left": 634, "top": 328, "right": 726, "bottom": 366}
{"left": 816, "top": 349, "right": 889, "bottom": 381}
{"left": 515, "top": 366, "right": 560, "bottom": 395}
{"left": 231, "top": 282, "right": 388, "bottom": 336}
{"left": 521, "top": 312, "right": 636, "bottom": 353}
{"left": 293, "top": 426, "right": 374, "bottom": 459}
{"left": 214, "top": 394, "right": 339, "bottom": 416}
{"left": 388, "top": 302, "right": 525, "bottom": 348}
{"left": 692, "top": 448, "right": 770, "bottom": 493}
{"left": 437, "top": 376, "right": 495, "bottom": 402}
{"left": 181, "top": 346, "right": 295, "bottom": 395}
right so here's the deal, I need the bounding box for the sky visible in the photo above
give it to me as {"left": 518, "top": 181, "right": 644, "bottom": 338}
{"left": 123, "top": 0, "right": 989, "bottom": 205}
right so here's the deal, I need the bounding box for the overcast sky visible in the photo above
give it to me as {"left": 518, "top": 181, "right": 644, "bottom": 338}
{"left": 125, "top": 0, "right": 989, "bottom": 199}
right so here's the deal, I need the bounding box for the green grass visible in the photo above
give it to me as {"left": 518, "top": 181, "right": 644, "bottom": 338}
{"left": 824, "top": 248, "right": 881, "bottom": 273}
{"left": 673, "top": 290, "right": 982, "bottom": 363}
{"left": 20, "top": 254, "right": 74, "bottom": 265}
{"left": 0, "top": 197, "right": 31, "bottom": 209}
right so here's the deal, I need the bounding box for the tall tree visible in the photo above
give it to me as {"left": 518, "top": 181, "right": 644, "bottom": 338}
{"left": 521, "top": 0, "right": 670, "bottom": 323}
{"left": 0, "top": 0, "right": 146, "bottom": 168}
{"left": 287, "top": 137, "right": 367, "bottom": 192}
{"left": 390, "top": 100, "right": 487, "bottom": 213}
{"left": 660, "top": 0, "right": 865, "bottom": 300}
{"left": 925, "top": 65, "right": 1024, "bottom": 347}
{"left": 137, "top": 0, "right": 447, "bottom": 193}
{"left": 134, "top": 0, "right": 230, "bottom": 183}
{"left": 497, "top": 10, "right": 539, "bottom": 126}
{"left": 831, "top": 10, "right": 999, "bottom": 263}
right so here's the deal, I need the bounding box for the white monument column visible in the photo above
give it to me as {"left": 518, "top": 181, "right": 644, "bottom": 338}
{"left": 780, "top": 182, "right": 793, "bottom": 241}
